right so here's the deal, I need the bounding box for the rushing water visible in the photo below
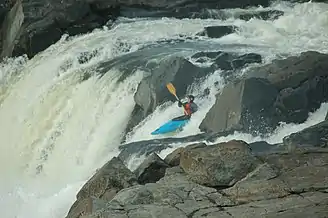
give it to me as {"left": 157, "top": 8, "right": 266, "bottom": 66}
{"left": 0, "top": 1, "right": 328, "bottom": 217}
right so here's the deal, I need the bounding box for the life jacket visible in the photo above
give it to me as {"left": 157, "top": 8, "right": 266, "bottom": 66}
{"left": 184, "top": 103, "right": 192, "bottom": 115}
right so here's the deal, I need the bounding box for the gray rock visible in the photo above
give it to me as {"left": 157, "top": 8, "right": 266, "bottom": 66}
{"left": 76, "top": 157, "right": 138, "bottom": 200}
{"left": 222, "top": 163, "right": 290, "bottom": 203}
{"left": 223, "top": 192, "right": 328, "bottom": 218}
{"left": 133, "top": 56, "right": 205, "bottom": 117}
{"left": 179, "top": 140, "right": 261, "bottom": 187}
{"left": 199, "top": 77, "right": 279, "bottom": 134}
{"left": 66, "top": 157, "right": 139, "bottom": 218}
{"left": 0, "top": 0, "right": 23, "bottom": 58}
{"left": 164, "top": 143, "right": 207, "bottom": 167}
{"left": 200, "top": 51, "right": 328, "bottom": 135}
{"left": 66, "top": 140, "right": 328, "bottom": 218}
{"left": 283, "top": 120, "right": 328, "bottom": 148}
{"left": 134, "top": 152, "right": 170, "bottom": 184}
{"left": 164, "top": 147, "right": 184, "bottom": 167}
{"left": 66, "top": 197, "right": 107, "bottom": 218}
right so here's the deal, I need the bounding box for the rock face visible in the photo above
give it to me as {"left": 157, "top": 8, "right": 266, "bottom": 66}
{"left": 66, "top": 157, "right": 138, "bottom": 218}
{"left": 0, "top": 0, "right": 279, "bottom": 59}
{"left": 0, "top": 0, "right": 23, "bottom": 58}
{"left": 199, "top": 77, "right": 279, "bottom": 134}
{"left": 197, "top": 25, "right": 237, "bottom": 38}
{"left": 65, "top": 139, "right": 328, "bottom": 218}
{"left": 180, "top": 140, "right": 260, "bottom": 187}
{"left": 125, "top": 56, "right": 209, "bottom": 134}
{"left": 283, "top": 120, "right": 328, "bottom": 149}
{"left": 200, "top": 51, "right": 328, "bottom": 135}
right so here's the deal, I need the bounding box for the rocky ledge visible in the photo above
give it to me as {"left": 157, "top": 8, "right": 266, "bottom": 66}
{"left": 3, "top": 0, "right": 327, "bottom": 60}
{"left": 65, "top": 139, "right": 328, "bottom": 218}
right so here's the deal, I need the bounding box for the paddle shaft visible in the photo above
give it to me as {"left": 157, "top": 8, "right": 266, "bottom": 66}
{"left": 166, "top": 83, "right": 188, "bottom": 114}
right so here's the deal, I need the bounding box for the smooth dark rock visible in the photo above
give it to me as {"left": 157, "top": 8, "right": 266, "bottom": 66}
{"left": 238, "top": 10, "right": 284, "bottom": 21}
{"left": 197, "top": 25, "right": 236, "bottom": 38}
{"left": 199, "top": 77, "right": 279, "bottom": 134}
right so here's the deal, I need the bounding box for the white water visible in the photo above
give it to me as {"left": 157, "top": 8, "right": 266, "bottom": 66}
{"left": 0, "top": 1, "right": 328, "bottom": 218}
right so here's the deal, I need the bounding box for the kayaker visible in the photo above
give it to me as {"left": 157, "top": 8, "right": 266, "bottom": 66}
{"left": 173, "top": 95, "right": 198, "bottom": 120}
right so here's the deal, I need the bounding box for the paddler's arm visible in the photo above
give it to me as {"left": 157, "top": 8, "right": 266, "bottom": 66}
{"left": 178, "top": 100, "right": 186, "bottom": 108}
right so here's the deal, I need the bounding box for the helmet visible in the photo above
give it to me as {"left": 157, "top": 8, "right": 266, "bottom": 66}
{"left": 187, "top": 95, "right": 195, "bottom": 102}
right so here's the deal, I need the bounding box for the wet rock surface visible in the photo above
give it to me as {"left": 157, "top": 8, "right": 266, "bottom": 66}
{"left": 0, "top": 0, "right": 286, "bottom": 59}
{"left": 200, "top": 51, "right": 328, "bottom": 135}
{"left": 65, "top": 139, "right": 328, "bottom": 218}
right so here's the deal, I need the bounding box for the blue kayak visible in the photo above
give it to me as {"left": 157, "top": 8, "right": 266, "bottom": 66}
{"left": 151, "top": 117, "right": 189, "bottom": 135}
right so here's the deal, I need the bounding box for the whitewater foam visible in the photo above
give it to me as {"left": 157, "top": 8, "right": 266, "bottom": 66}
{"left": 0, "top": 1, "right": 328, "bottom": 218}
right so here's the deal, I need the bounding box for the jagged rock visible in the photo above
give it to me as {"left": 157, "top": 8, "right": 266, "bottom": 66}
{"left": 164, "top": 147, "right": 184, "bottom": 167}
{"left": 66, "top": 140, "right": 328, "bottom": 218}
{"left": 66, "top": 157, "right": 139, "bottom": 218}
{"left": 103, "top": 167, "right": 235, "bottom": 217}
{"left": 76, "top": 157, "right": 138, "bottom": 200}
{"left": 199, "top": 77, "right": 279, "bottom": 134}
{"left": 179, "top": 140, "right": 261, "bottom": 187}
{"left": 133, "top": 153, "right": 170, "bottom": 184}
{"left": 283, "top": 120, "right": 328, "bottom": 149}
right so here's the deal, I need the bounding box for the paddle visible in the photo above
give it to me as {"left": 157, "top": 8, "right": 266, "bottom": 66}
{"left": 166, "top": 82, "right": 188, "bottom": 114}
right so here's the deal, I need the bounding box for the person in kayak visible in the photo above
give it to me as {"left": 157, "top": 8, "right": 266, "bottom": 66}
{"left": 173, "top": 95, "right": 198, "bottom": 121}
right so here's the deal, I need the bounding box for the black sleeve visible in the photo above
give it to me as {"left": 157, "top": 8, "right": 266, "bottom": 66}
{"left": 178, "top": 101, "right": 185, "bottom": 107}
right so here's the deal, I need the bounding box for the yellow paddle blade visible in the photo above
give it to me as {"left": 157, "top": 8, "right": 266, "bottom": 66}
{"left": 166, "top": 83, "right": 177, "bottom": 97}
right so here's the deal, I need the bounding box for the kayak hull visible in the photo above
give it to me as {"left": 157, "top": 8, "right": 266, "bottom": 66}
{"left": 151, "top": 118, "right": 189, "bottom": 135}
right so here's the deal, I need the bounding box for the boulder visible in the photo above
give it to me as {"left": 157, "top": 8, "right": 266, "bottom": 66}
{"left": 283, "top": 120, "right": 328, "bottom": 149}
{"left": 76, "top": 157, "right": 138, "bottom": 200}
{"left": 164, "top": 143, "right": 207, "bottom": 167}
{"left": 179, "top": 140, "right": 261, "bottom": 187}
{"left": 197, "top": 25, "right": 236, "bottom": 38}
{"left": 66, "top": 156, "right": 139, "bottom": 218}
{"left": 200, "top": 51, "right": 328, "bottom": 135}
{"left": 66, "top": 140, "right": 328, "bottom": 218}
{"left": 126, "top": 56, "right": 207, "bottom": 132}
{"left": 249, "top": 51, "right": 328, "bottom": 90}
{"left": 199, "top": 77, "right": 279, "bottom": 134}
{"left": 92, "top": 166, "right": 235, "bottom": 218}
{"left": 133, "top": 153, "right": 170, "bottom": 185}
